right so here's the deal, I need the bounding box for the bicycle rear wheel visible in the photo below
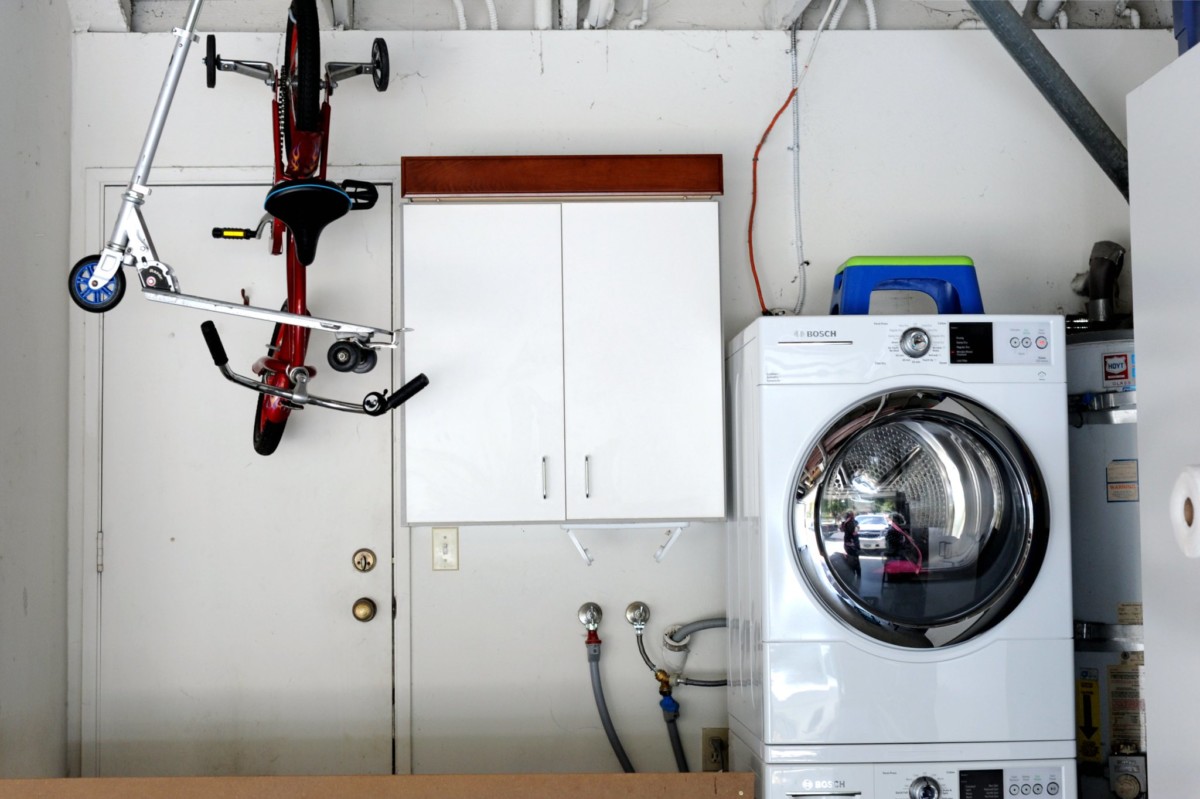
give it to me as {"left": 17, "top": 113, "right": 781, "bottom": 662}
{"left": 283, "top": 0, "right": 321, "bottom": 135}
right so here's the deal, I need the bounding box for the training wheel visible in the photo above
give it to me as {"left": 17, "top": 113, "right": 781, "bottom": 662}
{"left": 205, "top": 35, "right": 218, "bottom": 88}
{"left": 328, "top": 339, "right": 359, "bottom": 373}
{"left": 353, "top": 345, "right": 378, "bottom": 374}
{"left": 371, "top": 38, "right": 389, "bottom": 92}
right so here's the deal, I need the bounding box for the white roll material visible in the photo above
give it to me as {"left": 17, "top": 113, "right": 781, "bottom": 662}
{"left": 1170, "top": 465, "right": 1200, "bottom": 558}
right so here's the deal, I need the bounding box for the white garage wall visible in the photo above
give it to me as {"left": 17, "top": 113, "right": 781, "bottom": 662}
{"left": 70, "top": 28, "right": 1173, "bottom": 773}
{"left": 0, "top": 0, "right": 72, "bottom": 779}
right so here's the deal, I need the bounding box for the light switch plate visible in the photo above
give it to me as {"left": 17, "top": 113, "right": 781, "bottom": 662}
{"left": 432, "top": 527, "right": 459, "bottom": 571}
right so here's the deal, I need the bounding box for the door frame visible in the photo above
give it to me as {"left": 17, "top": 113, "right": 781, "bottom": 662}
{"left": 67, "top": 165, "right": 409, "bottom": 777}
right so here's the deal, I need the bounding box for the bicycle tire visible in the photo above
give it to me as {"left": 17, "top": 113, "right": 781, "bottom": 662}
{"left": 284, "top": 0, "right": 321, "bottom": 134}
{"left": 253, "top": 310, "right": 291, "bottom": 456}
{"left": 253, "top": 391, "right": 288, "bottom": 456}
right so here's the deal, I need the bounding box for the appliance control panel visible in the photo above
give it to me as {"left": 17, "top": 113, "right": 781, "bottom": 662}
{"left": 877, "top": 319, "right": 1055, "bottom": 366}
{"left": 877, "top": 765, "right": 1065, "bottom": 798}
{"left": 765, "top": 760, "right": 1072, "bottom": 799}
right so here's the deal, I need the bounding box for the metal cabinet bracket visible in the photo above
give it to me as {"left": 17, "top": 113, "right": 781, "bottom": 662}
{"left": 562, "top": 522, "right": 689, "bottom": 566}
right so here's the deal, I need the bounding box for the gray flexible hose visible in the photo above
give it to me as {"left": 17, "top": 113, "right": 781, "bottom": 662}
{"left": 669, "top": 617, "right": 727, "bottom": 642}
{"left": 588, "top": 647, "right": 635, "bottom": 773}
{"left": 965, "top": 0, "right": 1129, "bottom": 201}
{"left": 666, "top": 715, "right": 689, "bottom": 772}
{"left": 678, "top": 676, "right": 728, "bottom": 688}
{"left": 636, "top": 632, "right": 658, "bottom": 672}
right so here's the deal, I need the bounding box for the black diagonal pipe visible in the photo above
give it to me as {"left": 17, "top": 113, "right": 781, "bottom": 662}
{"left": 967, "top": 0, "right": 1129, "bottom": 201}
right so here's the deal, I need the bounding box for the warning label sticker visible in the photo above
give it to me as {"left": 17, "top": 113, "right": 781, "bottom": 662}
{"left": 1076, "top": 676, "right": 1103, "bottom": 762}
{"left": 1106, "top": 459, "right": 1139, "bottom": 503}
{"left": 1108, "top": 660, "right": 1147, "bottom": 754}
{"left": 1117, "top": 603, "right": 1143, "bottom": 625}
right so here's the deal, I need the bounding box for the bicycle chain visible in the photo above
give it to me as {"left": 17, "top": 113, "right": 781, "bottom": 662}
{"left": 277, "top": 76, "right": 288, "bottom": 170}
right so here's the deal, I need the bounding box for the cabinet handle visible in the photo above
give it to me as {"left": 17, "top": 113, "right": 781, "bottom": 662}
{"left": 584, "top": 455, "right": 591, "bottom": 499}
{"left": 541, "top": 456, "right": 548, "bottom": 500}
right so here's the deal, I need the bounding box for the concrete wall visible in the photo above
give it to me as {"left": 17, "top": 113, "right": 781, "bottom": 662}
{"left": 124, "top": 0, "right": 1175, "bottom": 32}
{"left": 68, "top": 25, "right": 1172, "bottom": 774}
{"left": 0, "top": 0, "right": 73, "bottom": 779}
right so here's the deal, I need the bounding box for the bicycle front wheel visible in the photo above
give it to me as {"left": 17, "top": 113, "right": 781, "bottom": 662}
{"left": 253, "top": 390, "right": 289, "bottom": 456}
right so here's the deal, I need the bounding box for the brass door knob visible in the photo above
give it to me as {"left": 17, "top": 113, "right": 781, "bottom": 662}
{"left": 352, "top": 597, "right": 377, "bottom": 622}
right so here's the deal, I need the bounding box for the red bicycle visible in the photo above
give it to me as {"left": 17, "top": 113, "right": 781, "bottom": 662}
{"left": 68, "top": 0, "right": 426, "bottom": 456}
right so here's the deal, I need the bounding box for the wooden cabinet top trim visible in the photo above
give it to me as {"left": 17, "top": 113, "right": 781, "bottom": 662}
{"left": 401, "top": 154, "right": 723, "bottom": 199}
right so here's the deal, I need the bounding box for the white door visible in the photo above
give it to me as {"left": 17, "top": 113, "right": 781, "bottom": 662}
{"left": 89, "top": 179, "right": 395, "bottom": 775}
{"left": 402, "top": 203, "right": 566, "bottom": 524}
{"left": 560, "top": 202, "right": 724, "bottom": 521}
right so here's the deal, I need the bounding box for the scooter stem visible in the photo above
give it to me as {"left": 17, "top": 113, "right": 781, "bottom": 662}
{"left": 131, "top": 0, "right": 205, "bottom": 189}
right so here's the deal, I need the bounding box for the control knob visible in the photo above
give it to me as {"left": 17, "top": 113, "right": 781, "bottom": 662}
{"left": 909, "top": 776, "right": 941, "bottom": 799}
{"left": 1113, "top": 773, "right": 1143, "bottom": 799}
{"left": 900, "top": 327, "right": 932, "bottom": 358}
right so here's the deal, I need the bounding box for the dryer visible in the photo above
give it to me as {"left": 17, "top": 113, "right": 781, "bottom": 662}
{"left": 726, "top": 315, "right": 1076, "bottom": 798}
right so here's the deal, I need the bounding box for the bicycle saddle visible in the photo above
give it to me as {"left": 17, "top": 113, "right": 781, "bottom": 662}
{"left": 264, "top": 179, "right": 352, "bottom": 266}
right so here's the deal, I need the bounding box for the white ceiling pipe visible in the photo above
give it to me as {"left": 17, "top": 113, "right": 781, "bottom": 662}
{"left": 582, "top": 0, "right": 615, "bottom": 29}
{"left": 534, "top": 0, "right": 553, "bottom": 29}
{"left": 483, "top": 0, "right": 498, "bottom": 28}
{"left": 629, "top": 0, "right": 650, "bottom": 29}
{"left": 450, "top": 0, "right": 468, "bottom": 28}
{"left": 561, "top": 0, "right": 578, "bottom": 29}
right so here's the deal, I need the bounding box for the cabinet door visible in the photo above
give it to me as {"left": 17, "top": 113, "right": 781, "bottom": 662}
{"left": 561, "top": 202, "right": 724, "bottom": 521}
{"left": 402, "top": 204, "right": 566, "bottom": 523}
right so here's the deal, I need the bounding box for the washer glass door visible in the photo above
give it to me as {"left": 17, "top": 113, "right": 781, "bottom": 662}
{"left": 791, "top": 388, "right": 1050, "bottom": 648}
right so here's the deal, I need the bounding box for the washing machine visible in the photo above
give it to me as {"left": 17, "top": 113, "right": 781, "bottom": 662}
{"left": 726, "top": 315, "right": 1077, "bottom": 799}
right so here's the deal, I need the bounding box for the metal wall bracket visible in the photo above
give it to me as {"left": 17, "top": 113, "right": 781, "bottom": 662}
{"left": 562, "top": 522, "right": 689, "bottom": 566}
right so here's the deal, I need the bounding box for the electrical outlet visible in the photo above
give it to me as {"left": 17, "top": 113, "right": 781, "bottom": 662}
{"left": 432, "top": 527, "right": 458, "bottom": 571}
{"left": 701, "top": 727, "right": 728, "bottom": 772}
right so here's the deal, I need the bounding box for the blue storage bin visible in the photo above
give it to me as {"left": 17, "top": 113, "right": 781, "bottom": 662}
{"left": 829, "top": 256, "right": 984, "bottom": 315}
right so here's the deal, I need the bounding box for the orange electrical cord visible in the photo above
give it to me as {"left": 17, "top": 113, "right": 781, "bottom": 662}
{"left": 748, "top": 86, "right": 798, "bottom": 317}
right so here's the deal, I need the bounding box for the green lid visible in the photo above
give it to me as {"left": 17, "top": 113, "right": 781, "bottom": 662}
{"left": 837, "top": 256, "right": 975, "bottom": 274}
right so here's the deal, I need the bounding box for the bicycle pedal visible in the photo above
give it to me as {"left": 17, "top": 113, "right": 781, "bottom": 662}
{"left": 212, "top": 226, "right": 259, "bottom": 239}
{"left": 341, "top": 179, "right": 378, "bottom": 211}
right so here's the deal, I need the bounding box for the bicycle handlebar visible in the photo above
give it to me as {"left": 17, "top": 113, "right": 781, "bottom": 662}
{"left": 363, "top": 373, "right": 429, "bottom": 416}
{"left": 200, "top": 321, "right": 426, "bottom": 417}
{"left": 200, "top": 320, "right": 229, "bottom": 367}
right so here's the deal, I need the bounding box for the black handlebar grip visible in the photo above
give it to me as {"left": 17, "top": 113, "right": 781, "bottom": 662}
{"left": 212, "top": 227, "right": 257, "bottom": 239}
{"left": 200, "top": 321, "right": 229, "bottom": 367}
{"left": 386, "top": 373, "right": 430, "bottom": 411}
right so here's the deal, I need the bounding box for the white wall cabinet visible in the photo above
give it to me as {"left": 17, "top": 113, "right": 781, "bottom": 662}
{"left": 402, "top": 201, "right": 724, "bottom": 525}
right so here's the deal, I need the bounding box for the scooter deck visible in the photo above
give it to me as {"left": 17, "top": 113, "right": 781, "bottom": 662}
{"left": 142, "top": 288, "right": 401, "bottom": 345}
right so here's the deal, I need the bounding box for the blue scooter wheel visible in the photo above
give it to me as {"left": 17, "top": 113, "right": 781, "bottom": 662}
{"left": 68, "top": 255, "right": 126, "bottom": 313}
